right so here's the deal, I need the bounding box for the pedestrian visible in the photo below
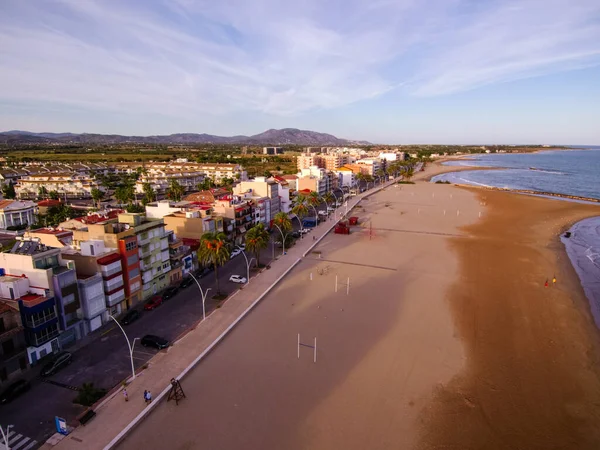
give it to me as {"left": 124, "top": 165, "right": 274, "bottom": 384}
{"left": 313, "top": 235, "right": 316, "bottom": 241}
{"left": 544, "top": 279, "right": 549, "bottom": 288}
{"left": 147, "top": 390, "right": 152, "bottom": 403}
{"left": 123, "top": 388, "right": 128, "bottom": 402}
{"left": 143, "top": 390, "right": 148, "bottom": 404}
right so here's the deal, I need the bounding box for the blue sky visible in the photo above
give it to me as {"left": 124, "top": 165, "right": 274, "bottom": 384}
{"left": 1, "top": 0, "right": 599, "bottom": 144}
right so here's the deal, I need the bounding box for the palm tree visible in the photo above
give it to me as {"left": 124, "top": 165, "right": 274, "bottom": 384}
{"left": 291, "top": 201, "right": 309, "bottom": 223}
{"left": 404, "top": 166, "right": 415, "bottom": 182}
{"left": 245, "top": 223, "right": 269, "bottom": 267}
{"left": 142, "top": 182, "right": 156, "bottom": 205}
{"left": 323, "top": 191, "right": 335, "bottom": 206}
{"left": 114, "top": 185, "right": 134, "bottom": 205}
{"left": 272, "top": 211, "right": 292, "bottom": 237}
{"left": 307, "top": 191, "right": 322, "bottom": 208}
{"left": 166, "top": 179, "right": 185, "bottom": 202}
{"left": 197, "top": 232, "right": 230, "bottom": 295}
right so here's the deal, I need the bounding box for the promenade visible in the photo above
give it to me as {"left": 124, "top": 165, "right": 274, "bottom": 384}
{"left": 41, "top": 178, "right": 396, "bottom": 450}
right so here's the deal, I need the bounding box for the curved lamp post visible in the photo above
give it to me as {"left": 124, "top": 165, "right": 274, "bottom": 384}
{"left": 291, "top": 215, "right": 304, "bottom": 238}
{"left": 273, "top": 223, "right": 287, "bottom": 256}
{"left": 109, "top": 315, "right": 140, "bottom": 381}
{"left": 239, "top": 250, "right": 256, "bottom": 285}
{"left": 188, "top": 272, "right": 211, "bottom": 321}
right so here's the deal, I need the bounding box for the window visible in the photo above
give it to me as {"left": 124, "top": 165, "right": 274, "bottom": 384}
{"left": 125, "top": 241, "right": 137, "bottom": 252}
{"left": 129, "top": 268, "right": 140, "bottom": 279}
{"left": 159, "top": 275, "right": 166, "bottom": 281}
{"left": 90, "top": 245, "right": 95, "bottom": 256}
{"left": 162, "top": 262, "right": 169, "bottom": 270}
{"left": 127, "top": 254, "right": 137, "bottom": 266}
{"left": 2, "top": 339, "right": 15, "bottom": 355}
{"left": 63, "top": 293, "right": 75, "bottom": 305}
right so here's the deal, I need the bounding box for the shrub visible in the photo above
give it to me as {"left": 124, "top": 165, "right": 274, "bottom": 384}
{"left": 73, "top": 383, "right": 107, "bottom": 407}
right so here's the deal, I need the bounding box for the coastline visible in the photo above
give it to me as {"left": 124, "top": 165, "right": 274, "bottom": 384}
{"left": 417, "top": 171, "right": 600, "bottom": 449}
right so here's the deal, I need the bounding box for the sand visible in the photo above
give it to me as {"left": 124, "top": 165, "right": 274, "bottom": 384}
{"left": 119, "top": 162, "right": 600, "bottom": 450}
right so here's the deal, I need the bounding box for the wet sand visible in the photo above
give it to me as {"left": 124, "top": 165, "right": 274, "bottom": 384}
{"left": 119, "top": 162, "right": 600, "bottom": 450}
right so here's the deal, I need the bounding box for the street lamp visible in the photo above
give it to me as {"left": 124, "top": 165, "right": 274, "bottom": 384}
{"left": 108, "top": 315, "right": 139, "bottom": 381}
{"left": 291, "top": 215, "right": 304, "bottom": 238}
{"left": 272, "top": 223, "right": 287, "bottom": 256}
{"left": 239, "top": 250, "right": 256, "bottom": 285}
{"left": 188, "top": 272, "right": 212, "bottom": 321}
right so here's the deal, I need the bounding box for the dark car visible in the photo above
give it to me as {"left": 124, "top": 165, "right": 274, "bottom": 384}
{"left": 144, "top": 295, "right": 163, "bottom": 311}
{"left": 141, "top": 335, "right": 170, "bottom": 350}
{"left": 121, "top": 309, "right": 140, "bottom": 325}
{"left": 163, "top": 286, "right": 179, "bottom": 300}
{"left": 197, "top": 267, "right": 212, "bottom": 278}
{"left": 0, "top": 379, "right": 31, "bottom": 404}
{"left": 179, "top": 277, "right": 194, "bottom": 289}
{"left": 40, "top": 352, "right": 73, "bottom": 377}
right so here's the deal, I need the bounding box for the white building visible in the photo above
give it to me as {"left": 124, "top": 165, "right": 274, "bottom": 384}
{"left": 145, "top": 200, "right": 191, "bottom": 219}
{"left": 355, "top": 158, "right": 381, "bottom": 176}
{"left": 0, "top": 200, "right": 37, "bottom": 230}
{"left": 15, "top": 173, "right": 103, "bottom": 199}
{"left": 233, "top": 177, "right": 280, "bottom": 223}
{"left": 77, "top": 273, "right": 108, "bottom": 333}
{"left": 135, "top": 170, "right": 205, "bottom": 195}
{"left": 332, "top": 169, "right": 356, "bottom": 188}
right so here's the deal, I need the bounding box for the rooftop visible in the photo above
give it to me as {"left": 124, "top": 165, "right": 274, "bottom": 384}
{"left": 10, "top": 238, "right": 58, "bottom": 255}
{"left": 0, "top": 200, "right": 37, "bottom": 211}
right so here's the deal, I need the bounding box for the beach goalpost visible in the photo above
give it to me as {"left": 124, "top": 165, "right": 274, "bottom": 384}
{"left": 335, "top": 275, "right": 350, "bottom": 295}
{"left": 298, "top": 334, "right": 317, "bottom": 363}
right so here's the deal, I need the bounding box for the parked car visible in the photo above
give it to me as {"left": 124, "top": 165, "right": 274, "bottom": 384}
{"left": 40, "top": 352, "right": 73, "bottom": 377}
{"left": 229, "top": 275, "right": 247, "bottom": 284}
{"left": 141, "top": 335, "right": 170, "bottom": 350}
{"left": 144, "top": 295, "right": 163, "bottom": 311}
{"left": 236, "top": 244, "right": 246, "bottom": 251}
{"left": 163, "top": 286, "right": 179, "bottom": 300}
{"left": 0, "top": 379, "right": 31, "bottom": 404}
{"left": 179, "top": 277, "right": 194, "bottom": 289}
{"left": 291, "top": 231, "right": 301, "bottom": 238}
{"left": 197, "top": 267, "right": 213, "bottom": 278}
{"left": 230, "top": 249, "right": 241, "bottom": 259}
{"left": 121, "top": 309, "right": 140, "bottom": 325}
{"left": 327, "top": 206, "right": 335, "bottom": 212}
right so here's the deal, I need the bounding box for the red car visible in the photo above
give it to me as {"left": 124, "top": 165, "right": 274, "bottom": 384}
{"left": 144, "top": 295, "right": 163, "bottom": 311}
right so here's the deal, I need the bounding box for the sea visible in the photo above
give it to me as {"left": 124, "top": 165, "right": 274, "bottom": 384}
{"left": 431, "top": 146, "right": 600, "bottom": 328}
{"left": 431, "top": 146, "right": 600, "bottom": 200}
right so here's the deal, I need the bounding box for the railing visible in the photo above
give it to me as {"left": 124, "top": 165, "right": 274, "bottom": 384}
{"left": 24, "top": 312, "right": 57, "bottom": 329}
{"left": 106, "top": 289, "right": 125, "bottom": 306}
{"left": 101, "top": 262, "right": 122, "bottom": 278}
{"left": 30, "top": 328, "right": 60, "bottom": 347}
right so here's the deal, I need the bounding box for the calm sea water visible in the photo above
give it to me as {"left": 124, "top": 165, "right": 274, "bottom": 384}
{"left": 431, "top": 147, "right": 600, "bottom": 200}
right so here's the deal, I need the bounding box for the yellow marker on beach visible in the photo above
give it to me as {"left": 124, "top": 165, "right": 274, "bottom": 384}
{"left": 553, "top": 276, "right": 557, "bottom": 284}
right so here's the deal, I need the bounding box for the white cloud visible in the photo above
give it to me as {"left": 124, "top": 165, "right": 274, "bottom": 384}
{"left": 0, "top": 0, "right": 599, "bottom": 122}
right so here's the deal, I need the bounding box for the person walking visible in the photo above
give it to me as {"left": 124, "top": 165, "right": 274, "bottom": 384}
{"left": 146, "top": 390, "right": 152, "bottom": 403}
{"left": 123, "top": 388, "right": 128, "bottom": 402}
{"left": 143, "top": 390, "right": 149, "bottom": 404}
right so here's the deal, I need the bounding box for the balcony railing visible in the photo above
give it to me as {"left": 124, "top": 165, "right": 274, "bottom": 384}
{"left": 24, "top": 312, "right": 57, "bottom": 329}
{"left": 30, "top": 328, "right": 60, "bottom": 347}
{"left": 101, "top": 262, "right": 122, "bottom": 278}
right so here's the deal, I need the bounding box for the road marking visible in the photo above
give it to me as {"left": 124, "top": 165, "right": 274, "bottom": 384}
{"left": 21, "top": 440, "right": 39, "bottom": 450}
{"left": 101, "top": 326, "right": 115, "bottom": 336}
{"left": 8, "top": 432, "right": 23, "bottom": 445}
{"left": 12, "top": 437, "right": 31, "bottom": 450}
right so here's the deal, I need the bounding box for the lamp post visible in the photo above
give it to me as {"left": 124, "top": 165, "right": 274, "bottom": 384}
{"left": 307, "top": 203, "right": 319, "bottom": 225}
{"left": 239, "top": 250, "right": 256, "bottom": 285}
{"left": 0, "top": 424, "right": 13, "bottom": 450}
{"left": 188, "top": 272, "right": 211, "bottom": 321}
{"left": 108, "top": 315, "right": 139, "bottom": 381}
{"left": 291, "top": 215, "right": 304, "bottom": 238}
{"left": 273, "top": 223, "right": 287, "bottom": 256}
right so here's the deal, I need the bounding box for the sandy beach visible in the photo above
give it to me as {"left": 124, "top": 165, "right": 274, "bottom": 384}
{"left": 118, "top": 162, "right": 600, "bottom": 450}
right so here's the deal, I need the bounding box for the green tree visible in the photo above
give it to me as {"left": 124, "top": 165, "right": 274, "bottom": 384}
{"left": 38, "top": 186, "right": 48, "bottom": 198}
{"left": 49, "top": 190, "right": 60, "bottom": 200}
{"left": 245, "top": 223, "right": 270, "bottom": 268}
{"left": 45, "top": 204, "right": 77, "bottom": 226}
{"left": 272, "top": 211, "right": 292, "bottom": 233}
{"left": 126, "top": 203, "right": 145, "bottom": 213}
{"left": 166, "top": 179, "right": 185, "bottom": 202}
{"left": 91, "top": 188, "right": 103, "bottom": 208}
{"left": 197, "top": 232, "right": 230, "bottom": 295}
{"left": 404, "top": 166, "right": 415, "bottom": 182}
{"left": 114, "top": 185, "right": 134, "bottom": 205}
{"left": 323, "top": 192, "right": 335, "bottom": 206}
{"left": 1, "top": 182, "right": 16, "bottom": 199}
{"left": 307, "top": 191, "right": 322, "bottom": 208}
{"left": 142, "top": 183, "right": 155, "bottom": 205}
{"left": 73, "top": 383, "right": 107, "bottom": 407}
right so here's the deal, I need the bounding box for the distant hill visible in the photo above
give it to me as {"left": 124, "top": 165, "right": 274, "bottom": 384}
{"left": 0, "top": 128, "right": 371, "bottom": 146}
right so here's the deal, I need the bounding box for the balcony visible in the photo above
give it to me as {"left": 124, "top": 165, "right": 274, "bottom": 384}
{"left": 24, "top": 311, "right": 57, "bottom": 329}
{"left": 29, "top": 327, "right": 60, "bottom": 347}
{"left": 106, "top": 289, "right": 125, "bottom": 307}
{"left": 101, "top": 261, "right": 122, "bottom": 278}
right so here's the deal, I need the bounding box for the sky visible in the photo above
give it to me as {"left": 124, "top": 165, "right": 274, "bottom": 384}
{"left": 1, "top": 0, "right": 599, "bottom": 144}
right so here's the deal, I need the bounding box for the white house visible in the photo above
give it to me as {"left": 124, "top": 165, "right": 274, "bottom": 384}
{"left": 0, "top": 200, "right": 37, "bottom": 230}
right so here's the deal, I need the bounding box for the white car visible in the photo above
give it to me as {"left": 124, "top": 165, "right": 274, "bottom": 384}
{"left": 230, "top": 249, "right": 241, "bottom": 259}
{"left": 229, "top": 275, "right": 247, "bottom": 284}
{"left": 327, "top": 206, "right": 335, "bottom": 212}
{"left": 236, "top": 244, "right": 246, "bottom": 251}
{"left": 300, "top": 228, "right": 311, "bottom": 234}
{"left": 318, "top": 210, "right": 328, "bottom": 216}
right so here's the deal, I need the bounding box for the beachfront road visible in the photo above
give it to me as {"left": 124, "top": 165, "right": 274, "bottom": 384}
{"left": 0, "top": 244, "right": 283, "bottom": 447}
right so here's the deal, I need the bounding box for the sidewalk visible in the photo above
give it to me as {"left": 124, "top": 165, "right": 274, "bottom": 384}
{"left": 42, "top": 179, "right": 397, "bottom": 450}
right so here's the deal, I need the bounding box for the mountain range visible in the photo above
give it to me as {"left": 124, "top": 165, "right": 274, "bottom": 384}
{"left": 0, "top": 128, "right": 371, "bottom": 146}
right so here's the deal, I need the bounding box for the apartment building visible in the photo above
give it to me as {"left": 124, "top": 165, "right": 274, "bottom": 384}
{"left": 75, "top": 273, "right": 107, "bottom": 333}
{"left": 0, "top": 238, "right": 84, "bottom": 355}
{"left": 117, "top": 214, "right": 170, "bottom": 300}
{"left": 233, "top": 177, "right": 280, "bottom": 224}
{"left": 161, "top": 207, "right": 224, "bottom": 241}
{"left": 28, "top": 227, "right": 74, "bottom": 248}
{"left": 0, "top": 301, "right": 28, "bottom": 388}
{"left": 297, "top": 154, "right": 323, "bottom": 171}
{"left": 212, "top": 195, "right": 253, "bottom": 245}
{"left": 62, "top": 240, "right": 127, "bottom": 316}
{"left": 263, "top": 147, "right": 284, "bottom": 155}
{"left": 115, "top": 162, "right": 247, "bottom": 183}
{"left": 332, "top": 168, "right": 356, "bottom": 188}
{"left": 15, "top": 173, "right": 103, "bottom": 199}
{"left": 297, "top": 166, "right": 330, "bottom": 196}
{"left": 356, "top": 158, "right": 381, "bottom": 176}
{"left": 135, "top": 169, "right": 205, "bottom": 195}
{"left": 0, "top": 200, "right": 37, "bottom": 230}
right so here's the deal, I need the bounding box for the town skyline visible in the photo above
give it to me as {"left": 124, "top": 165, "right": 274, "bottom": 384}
{"left": 1, "top": 1, "right": 599, "bottom": 144}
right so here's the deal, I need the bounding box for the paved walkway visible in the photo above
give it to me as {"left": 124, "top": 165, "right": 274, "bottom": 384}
{"left": 41, "top": 178, "right": 397, "bottom": 450}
